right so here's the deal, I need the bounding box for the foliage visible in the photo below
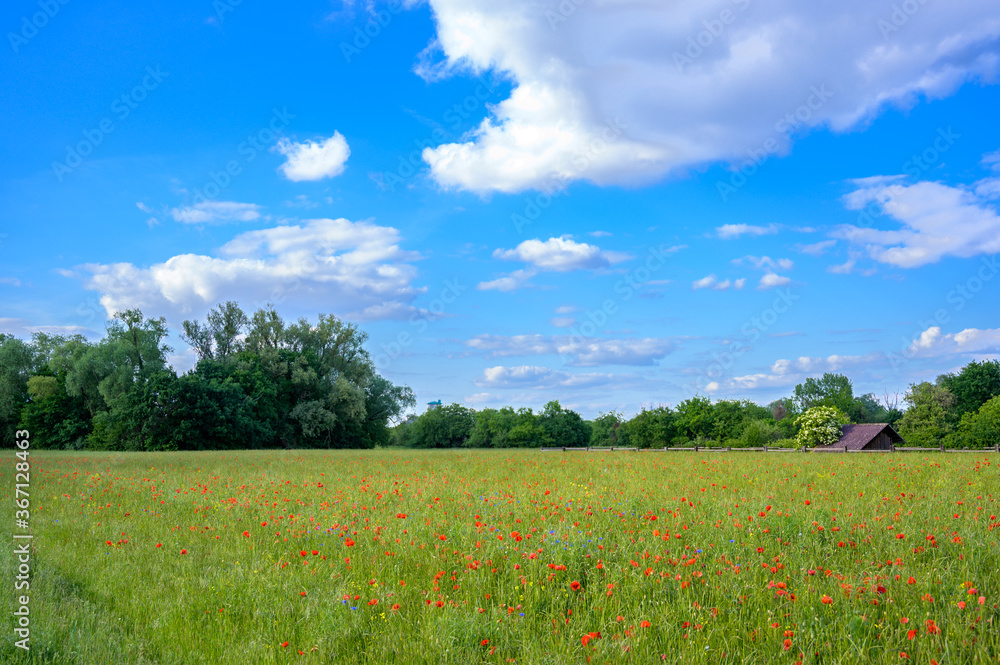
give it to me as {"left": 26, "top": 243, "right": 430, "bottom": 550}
{"left": 938, "top": 360, "right": 1000, "bottom": 420}
{"left": 896, "top": 382, "right": 958, "bottom": 447}
{"left": 957, "top": 394, "right": 1000, "bottom": 448}
{"left": 794, "top": 406, "right": 848, "bottom": 447}
{"left": 739, "top": 419, "right": 783, "bottom": 447}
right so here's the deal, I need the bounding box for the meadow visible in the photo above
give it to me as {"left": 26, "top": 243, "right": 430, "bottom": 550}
{"left": 2, "top": 449, "right": 998, "bottom": 664}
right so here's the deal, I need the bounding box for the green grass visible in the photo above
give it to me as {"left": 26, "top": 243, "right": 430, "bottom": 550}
{"left": 2, "top": 449, "right": 998, "bottom": 664}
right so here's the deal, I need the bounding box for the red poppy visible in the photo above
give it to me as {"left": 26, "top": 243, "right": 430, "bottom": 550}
{"left": 570, "top": 581, "right": 581, "bottom": 591}
{"left": 180, "top": 549, "right": 187, "bottom": 555}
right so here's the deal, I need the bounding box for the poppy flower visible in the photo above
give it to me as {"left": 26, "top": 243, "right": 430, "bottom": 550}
{"left": 640, "top": 620, "right": 651, "bottom": 628}
{"left": 821, "top": 595, "right": 833, "bottom": 604}
{"left": 570, "top": 581, "right": 582, "bottom": 591}
{"left": 180, "top": 549, "right": 187, "bottom": 555}
{"left": 242, "top": 531, "right": 250, "bottom": 537}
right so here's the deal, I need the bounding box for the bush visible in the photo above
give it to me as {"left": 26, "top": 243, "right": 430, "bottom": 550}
{"left": 739, "top": 419, "right": 782, "bottom": 447}
{"left": 794, "top": 406, "right": 849, "bottom": 448}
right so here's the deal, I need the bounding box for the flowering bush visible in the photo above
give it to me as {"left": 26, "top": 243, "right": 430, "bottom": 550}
{"left": 794, "top": 406, "right": 849, "bottom": 447}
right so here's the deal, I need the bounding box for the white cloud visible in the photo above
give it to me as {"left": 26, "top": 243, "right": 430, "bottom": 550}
{"left": 477, "top": 365, "right": 624, "bottom": 389}
{"left": 0, "top": 318, "right": 97, "bottom": 339}
{"left": 795, "top": 239, "right": 837, "bottom": 256}
{"left": 466, "top": 333, "right": 675, "bottom": 366}
{"left": 170, "top": 201, "right": 263, "bottom": 225}
{"left": 494, "top": 236, "right": 629, "bottom": 271}
{"left": 734, "top": 255, "right": 794, "bottom": 271}
{"left": 481, "top": 236, "right": 629, "bottom": 291}
{"left": 550, "top": 316, "right": 575, "bottom": 328}
{"left": 758, "top": 273, "right": 791, "bottom": 289}
{"left": 837, "top": 173, "right": 1000, "bottom": 267}
{"left": 716, "top": 224, "right": 779, "bottom": 239}
{"left": 692, "top": 274, "right": 744, "bottom": 290}
{"left": 417, "top": 0, "right": 999, "bottom": 193}
{"left": 477, "top": 268, "right": 536, "bottom": 292}
{"left": 274, "top": 132, "right": 350, "bottom": 181}
{"left": 902, "top": 326, "right": 1000, "bottom": 357}
{"left": 81, "top": 218, "right": 424, "bottom": 322}
{"left": 0, "top": 277, "right": 21, "bottom": 287}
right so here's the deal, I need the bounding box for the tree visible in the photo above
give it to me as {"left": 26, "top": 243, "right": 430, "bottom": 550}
{"left": 794, "top": 406, "right": 848, "bottom": 448}
{"left": 739, "top": 419, "right": 782, "bottom": 447}
{"left": 624, "top": 406, "right": 676, "bottom": 448}
{"left": 938, "top": 360, "right": 1000, "bottom": 420}
{"left": 896, "top": 382, "right": 958, "bottom": 447}
{"left": 0, "top": 334, "right": 39, "bottom": 446}
{"left": 590, "top": 411, "right": 629, "bottom": 447}
{"left": 674, "top": 396, "right": 715, "bottom": 441}
{"left": 958, "top": 395, "right": 1000, "bottom": 448}
{"left": 411, "top": 403, "right": 475, "bottom": 448}
{"left": 793, "top": 373, "right": 856, "bottom": 418}
{"left": 539, "top": 400, "right": 591, "bottom": 447}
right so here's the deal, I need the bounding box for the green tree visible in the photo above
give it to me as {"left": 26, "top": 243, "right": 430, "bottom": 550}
{"left": 0, "top": 334, "right": 40, "bottom": 446}
{"left": 739, "top": 419, "right": 782, "bottom": 447}
{"left": 938, "top": 360, "right": 1000, "bottom": 420}
{"left": 793, "top": 373, "right": 857, "bottom": 418}
{"left": 539, "top": 400, "right": 591, "bottom": 447}
{"left": 896, "top": 382, "right": 957, "bottom": 447}
{"left": 623, "top": 406, "right": 676, "bottom": 448}
{"left": 590, "top": 411, "right": 629, "bottom": 447}
{"left": 675, "top": 396, "right": 715, "bottom": 441}
{"left": 411, "top": 403, "right": 475, "bottom": 448}
{"left": 958, "top": 395, "right": 1000, "bottom": 448}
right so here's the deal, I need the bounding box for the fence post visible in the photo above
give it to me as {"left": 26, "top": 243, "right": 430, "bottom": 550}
{"left": 844, "top": 446, "right": 848, "bottom": 454}
{"left": 940, "top": 445, "right": 945, "bottom": 452}
{"left": 694, "top": 445, "right": 698, "bottom": 453}
{"left": 763, "top": 445, "right": 768, "bottom": 453}
{"left": 727, "top": 446, "right": 731, "bottom": 452}
{"left": 996, "top": 443, "right": 999, "bottom": 454}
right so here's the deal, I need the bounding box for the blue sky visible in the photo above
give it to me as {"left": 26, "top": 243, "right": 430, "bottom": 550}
{"left": 2, "top": 0, "right": 1000, "bottom": 417}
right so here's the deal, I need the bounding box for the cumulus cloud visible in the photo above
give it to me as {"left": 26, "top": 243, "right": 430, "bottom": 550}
{"left": 275, "top": 132, "right": 350, "bottom": 181}
{"left": 902, "top": 326, "right": 1000, "bottom": 357}
{"left": 418, "top": 0, "right": 999, "bottom": 193}
{"left": 170, "top": 201, "right": 263, "bottom": 224}
{"left": 480, "top": 236, "right": 628, "bottom": 291}
{"left": 837, "top": 171, "right": 1000, "bottom": 267}
{"left": 734, "top": 255, "right": 794, "bottom": 271}
{"left": 757, "top": 273, "right": 791, "bottom": 289}
{"left": 476, "top": 365, "right": 624, "bottom": 389}
{"left": 466, "top": 333, "right": 675, "bottom": 366}
{"left": 0, "top": 318, "right": 97, "bottom": 339}
{"left": 80, "top": 218, "right": 423, "bottom": 322}
{"left": 692, "top": 274, "right": 745, "bottom": 290}
{"left": 494, "top": 236, "right": 629, "bottom": 271}
{"left": 716, "top": 224, "right": 779, "bottom": 239}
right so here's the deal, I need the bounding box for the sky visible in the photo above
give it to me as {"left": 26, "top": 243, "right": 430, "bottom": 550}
{"left": 2, "top": 0, "right": 999, "bottom": 418}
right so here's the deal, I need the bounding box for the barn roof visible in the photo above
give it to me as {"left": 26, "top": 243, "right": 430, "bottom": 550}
{"left": 819, "top": 423, "right": 904, "bottom": 450}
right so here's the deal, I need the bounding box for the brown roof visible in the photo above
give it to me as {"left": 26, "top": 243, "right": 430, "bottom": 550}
{"left": 819, "top": 423, "right": 904, "bottom": 450}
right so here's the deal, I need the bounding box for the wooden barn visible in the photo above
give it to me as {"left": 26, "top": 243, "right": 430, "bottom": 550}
{"left": 816, "top": 423, "right": 905, "bottom": 452}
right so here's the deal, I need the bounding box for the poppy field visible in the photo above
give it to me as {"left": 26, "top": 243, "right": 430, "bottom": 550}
{"left": 3, "top": 449, "right": 999, "bottom": 664}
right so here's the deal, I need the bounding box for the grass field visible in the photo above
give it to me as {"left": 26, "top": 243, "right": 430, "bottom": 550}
{"left": 2, "top": 449, "right": 998, "bottom": 664}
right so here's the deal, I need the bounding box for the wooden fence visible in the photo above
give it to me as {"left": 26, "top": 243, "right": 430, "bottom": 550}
{"left": 540, "top": 444, "right": 1000, "bottom": 454}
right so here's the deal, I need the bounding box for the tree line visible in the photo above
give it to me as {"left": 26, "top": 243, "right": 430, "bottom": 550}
{"left": 2, "top": 306, "right": 997, "bottom": 451}
{"left": 390, "top": 362, "right": 1000, "bottom": 449}
{"left": 0, "top": 303, "right": 414, "bottom": 450}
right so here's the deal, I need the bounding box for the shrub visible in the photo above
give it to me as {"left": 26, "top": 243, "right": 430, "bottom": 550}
{"left": 794, "top": 406, "right": 849, "bottom": 448}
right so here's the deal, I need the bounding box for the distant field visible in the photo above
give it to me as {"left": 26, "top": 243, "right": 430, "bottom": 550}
{"left": 2, "top": 449, "right": 998, "bottom": 664}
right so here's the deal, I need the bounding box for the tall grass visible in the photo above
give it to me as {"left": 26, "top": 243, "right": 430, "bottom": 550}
{"left": 2, "top": 449, "right": 998, "bottom": 663}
